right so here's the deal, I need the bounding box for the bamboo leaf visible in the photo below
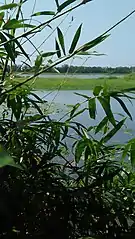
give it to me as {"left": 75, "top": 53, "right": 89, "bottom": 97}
{"left": 35, "top": 55, "right": 43, "bottom": 71}
{"left": 30, "top": 92, "right": 45, "bottom": 103}
{"left": 55, "top": 38, "right": 61, "bottom": 58}
{"left": 28, "top": 98, "right": 43, "bottom": 115}
{"left": 69, "top": 24, "right": 82, "bottom": 54}
{"left": 113, "top": 96, "right": 132, "bottom": 120}
{"left": 88, "top": 98, "right": 96, "bottom": 119}
{"left": 0, "top": 32, "right": 15, "bottom": 62}
{"left": 32, "top": 11, "right": 55, "bottom": 17}
{"left": 4, "top": 32, "right": 30, "bottom": 61}
{"left": 93, "top": 85, "right": 103, "bottom": 96}
{"left": 101, "top": 119, "right": 125, "bottom": 143}
{"left": 0, "top": 145, "right": 22, "bottom": 169}
{"left": 75, "top": 140, "right": 86, "bottom": 163}
{"left": 70, "top": 103, "right": 80, "bottom": 117}
{"left": 69, "top": 108, "right": 86, "bottom": 120}
{"left": 61, "top": 125, "right": 69, "bottom": 140}
{"left": 122, "top": 142, "right": 131, "bottom": 160}
{"left": 0, "top": 11, "right": 4, "bottom": 27}
{"left": 130, "top": 140, "right": 135, "bottom": 168}
{"left": 95, "top": 116, "right": 108, "bottom": 134}
{"left": 58, "top": 0, "right": 77, "bottom": 12}
{"left": 3, "top": 19, "right": 35, "bottom": 29}
{"left": 74, "top": 92, "right": 89, "bottom": 99}
{"left": 42, "top": 51, "right": 57, "bottom": 58}
{"left": 55, "top": 0, "right": 59, "bottom": 9}
{"left": 57, "top": 27, "right": 66, "bottom": 55}
{"left": 15, "top": 95, "right": 22, "bottom": 120}
{"left": 0, "top": 3, "right": 18, "bottom": 10}
{"left": 98, "top": 96, "right": 116, "bottom": 126}
{"left": 75, "top": 34, "right": 109, "bottom": 53}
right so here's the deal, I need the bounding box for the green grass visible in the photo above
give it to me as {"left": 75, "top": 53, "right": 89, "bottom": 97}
{"left": 15, "top": 74, "right": 135, "bottom": 91}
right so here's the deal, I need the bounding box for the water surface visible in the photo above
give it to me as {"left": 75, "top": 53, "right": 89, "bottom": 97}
{"left": 35, "top": 90, "right": 135, "bottom": 144}
{"left": 20, "top": 73, "right": 125, "bottom": 79}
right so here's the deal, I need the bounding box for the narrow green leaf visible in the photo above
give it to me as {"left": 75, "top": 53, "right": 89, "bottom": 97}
{"left": 61, "top": 125, "right": 69, "bottom": 140}
{"left": 0, "top": 32, "right": 15, "bottom": 62}
{"left": 113, "top": 96, "right": 132, "bottom": 120}
{"left": 4, "top": 32, "right": 30, "bottom": 61}
{"left": 14, "top": 95, "right": 22, "bottom": 120}
{"left": 0, "top": 51, "right": 7, "bottom": 57}
{"left": 58, "top": 0, "right": 77, "bottom": 12}
{"left": 32, "top": 11, "right": 55, "bottom": 17}
{"left": 70, "top": 103, "right": 80, "bottom": 117}
{"left": 0, "top": 11, "right": 4, "bottom": 27}
{"left": 57, "top": 27, "right": 66, "bottom": 55}
{"left": 42, "top": 51, "right": 57, "bottom": 58}
{"left": 93, "top": 85, "right": 103, "bottom": 96}
{"left": 3, "top": 19, "right": 35, "bottom": 29}
{"left": 75, "top": 140, "right": 86, "bottom": 163}
{"left": 75, "top": 34, "right": 109, "bottom": 53}
{"left": 122, "top": 143, "right": 131, "bottom": 160}
{"left": 69, "top": 108, "right": 86, "bottom": 120}
{"left": 0, "top": 3, "right": 18, "bottom": 10}
{"left": 30, "top": 92, "right": 44, "bottom": 103}
{"left": 103, "top": 123, "right": 109, "bottom": 134}
{"left": 55, "top": 0, "right": 59, "bottom": 9}
{"left": 55, "top": 38, "right": 61, "bottom": 58}
{"left": 101, "top": 119, "right": 125, "bottom": 143}
{"left": 88, "top": 98, "right": 96, "bottom": 119}
{"left": 98, "top": 96, "right": 116, "bottom": 126}
{"left": 77, "top": 50, "right": 105, "bottom": 56}
{"left": 15, "top": 39, "right": 30, "bottom": 61}
{"left": 95, "top": 116, "right": 108, "bottom": 134}
{"left": 0, "top": 12, "right": 4, "bottom": 18}
{"left": 28, "top": 98, "right": 43, "bottom": 115}
{"left": 0, "top": 145, "right": 22, "bottom": 169}
{"left": 77, "top": 51, "right": 92, "bottom": 55}
{"left": 74, "top": 92, "right": 89, "bottom": 99}
{"left": 69, "top": 24, "right": 82, "bottom": 54}
{"left": 35, "top": 55, "right": 43, "bottom": 71}
{"left": 130, "top": 140, "right": 135, "bottom": 168}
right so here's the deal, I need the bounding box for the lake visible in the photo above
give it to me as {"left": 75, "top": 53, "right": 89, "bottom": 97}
{"left": 20, "top": 73, "right": 125, "bottom": 79}
{"left": 34, "top": 90, "right": 135, "bottom": 144}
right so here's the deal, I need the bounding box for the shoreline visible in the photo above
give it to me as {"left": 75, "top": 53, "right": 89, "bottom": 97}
{"left": 13, "top": 74, "right": 135, "bottom": 91}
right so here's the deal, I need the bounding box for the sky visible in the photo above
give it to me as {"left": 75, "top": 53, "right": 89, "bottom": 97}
{"left": 2, "top": 0, "right": 135, "bottom": 67}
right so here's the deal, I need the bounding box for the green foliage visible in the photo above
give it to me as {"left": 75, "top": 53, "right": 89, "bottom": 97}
{"left": 88, "top": 98, "right": 96, "bottom": 119}
{"left": 57, "top": 27, "right": 66, "bottom": 55}
{"left": 3, "top": 19, "right": 35, "bottom": 30}
{"left": 0, "top": 0, "right": 135, "bottom": 238}
{"left": 55, "top": 38, "right": 61, "bottom": 58}
{"left": 31, "top": 11, "right": 55, "bottom": 17}
{"left": 58, "top": 0, "right": 77, "bottom": 12}
{"left": 75, "top": 35, "right": 110, "bottom": 54}
{"left": 0, "top": 145, "right": 21, "bottom": 169}
{"left": 69, "top": 24, "right": 82, "bottom": 54}
{"left": 0, "top": 3, "right": 19, "bottom": 10}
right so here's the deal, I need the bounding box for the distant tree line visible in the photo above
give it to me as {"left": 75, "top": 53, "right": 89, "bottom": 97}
{"left": 57, "top": 64, "right": 135, "bottom": 74}
{"left": 10, "top": 64, "right": 135, "bottom": 74}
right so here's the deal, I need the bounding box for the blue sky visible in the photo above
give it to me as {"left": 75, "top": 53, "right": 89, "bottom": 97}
{"left": 2, "top": 0, "right": 135, "bottom": 67}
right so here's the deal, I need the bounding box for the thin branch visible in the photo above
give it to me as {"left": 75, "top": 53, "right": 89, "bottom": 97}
{"left": 103, "top": 9, "right": 135, "bottom": 36}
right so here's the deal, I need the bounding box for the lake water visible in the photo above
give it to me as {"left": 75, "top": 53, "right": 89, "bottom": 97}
{"left": 34, "top": 90, "right": 135, "bottom": 144}
{"left": 20, "top": 73, "right": 125, "bottom": 79}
